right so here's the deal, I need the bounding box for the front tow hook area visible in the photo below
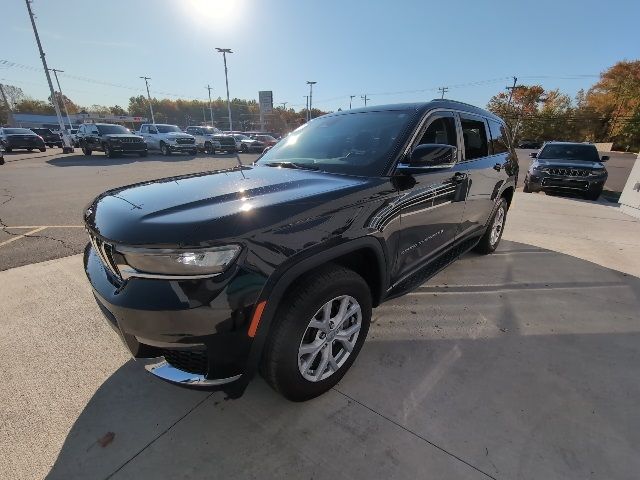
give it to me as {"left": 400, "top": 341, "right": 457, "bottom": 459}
{"left": 144, "top": 358, "right": 242, "bottom": 388}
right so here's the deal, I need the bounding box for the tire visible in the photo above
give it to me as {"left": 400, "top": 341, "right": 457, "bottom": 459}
{"left": 4, "top": 147, "right": 11, "bottom": 153}
{"left": 39, "top": 148, "right": 46, "bottom": 152}
{"left": 474, "top": 198, "right": 508, "bottom": 255}
{"left": 584, "top": 189, "right": 602, "bottom": 201}
{"left": 160, "top": 142, "right": 171, "bottom": 156}
{"left": 82, "top": 145, "right": 92, "bottom": 156}
{"left": 27, "top": 148, "right": 33, "bottom": 152}
{"left": 190, "top": 149, "right": 198, "bottom": 156}
{"left": 103, "top": 144, "right": 116, "bottom": 158}
{"left": 204, "top": 142, "right": 213, "bottom": 154}
{"left": 523, "top": 180, "right": 531, "bottom": 193}
{"left": 241, "top": 144, "right": 248, "bottom": 152}
{"left": 261, "top": 265, "right": 372, "bottom": 401}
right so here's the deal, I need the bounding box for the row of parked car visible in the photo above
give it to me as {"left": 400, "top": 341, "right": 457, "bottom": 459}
{"left": 73, "top": 124, "right": 281, "bottom": 157}
{"left": 0, "top": 124, "right": 280, "bottom": 157}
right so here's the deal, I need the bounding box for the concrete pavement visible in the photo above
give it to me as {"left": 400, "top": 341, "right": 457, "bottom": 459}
{"left": 1, "top": 193, "right": 640, "bottom": 479}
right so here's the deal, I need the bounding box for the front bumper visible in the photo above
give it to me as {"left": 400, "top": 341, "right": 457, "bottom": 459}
{"left": 6, "top": 138, "right": 45, "bottom": 149}
{"left": 167, "top": 142, "right": 197, "bottom": 152}
{"left": 84, "top": 243, "right": 266, "bottom": 389}
{"left": 527, "top": 172, "right": 606, "bottom": 193}
{"left": 109, "top": 143, "right": 147, "bottom": 153}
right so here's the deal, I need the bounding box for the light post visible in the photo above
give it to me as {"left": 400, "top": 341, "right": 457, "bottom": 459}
{"left": 206, "top": 84, "right": 214, "bottom": 127}
{"left": 304, "top": 95, "right": 309, "bottom": 122}
{"left": 24, "top": 0, "right": 73, "bottom": 153}
{"left": 306, "top": 81, "right": 316, "bottom": 121}
{"left": 349, "top": 95, "right": 356, "bottom": 109}
{"left": 49, "top": 69, "right": 72, "bottom": 130}
{"left": 140, "top": 76, "right": 155, "bottom": 124}
{"left": 216, "top": 48, "right": 233, "bottom": 131}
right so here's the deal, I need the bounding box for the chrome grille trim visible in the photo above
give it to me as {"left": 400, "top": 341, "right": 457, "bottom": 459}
{"left": 546, "top": 167, "right": 590, "bottom": 177}
{"left": 89, "top": 234, "right": 120, "bottom": 277}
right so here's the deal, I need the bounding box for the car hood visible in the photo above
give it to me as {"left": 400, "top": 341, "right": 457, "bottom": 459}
{"left": 162, "top": 132, "right": 193, "bottom": 138}
{"left": 86, "top": 165, "right": 368, "bottom": 247}
{"left": 103, "top": 134, "right": 143, "bottom": 139}
{"left": 536, "top": 158, "right": 604, "bottom": 169}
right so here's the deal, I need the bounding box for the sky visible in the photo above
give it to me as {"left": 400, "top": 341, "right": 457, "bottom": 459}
{"left": 1, "top": 0, "right": 639, "bottom": 113}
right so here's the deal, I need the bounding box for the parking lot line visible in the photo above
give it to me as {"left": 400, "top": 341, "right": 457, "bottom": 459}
{"left": 4, "top": 225, "right": 84, "bottom": 229}
{"left": 0, "top": 226, "right": 48, "bottom": 247}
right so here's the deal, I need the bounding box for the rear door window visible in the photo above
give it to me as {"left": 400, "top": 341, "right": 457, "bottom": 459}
{"left": 488, "top": 120, "right": 509, "bottom": 154}
{"left": 460, "top": 116, "right": 489, "bottom": 160}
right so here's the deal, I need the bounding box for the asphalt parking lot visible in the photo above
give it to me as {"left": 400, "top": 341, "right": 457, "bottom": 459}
{"left": 1, "top": 148, "right": 640, "bottom": 479}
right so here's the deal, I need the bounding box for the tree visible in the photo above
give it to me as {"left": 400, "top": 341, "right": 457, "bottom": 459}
{"left": 14, "top": 98, "right": 55, "bottom": 114}
{"left": 109, "top": 105, "right": 128, "bottom": 116}
{"left": 487, "top": 85, "right": 547, "bottom": 142}
{"left": 1, "top": 84, "right": 25, "bottom": 109}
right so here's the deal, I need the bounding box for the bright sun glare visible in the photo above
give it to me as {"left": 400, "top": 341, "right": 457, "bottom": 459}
{"left": 183, "top": 0, "right": 244, "bottom": 28}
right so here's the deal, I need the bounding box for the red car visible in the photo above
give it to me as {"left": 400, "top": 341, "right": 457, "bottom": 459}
{"left": 250, "top": 134, "right": 278, "bottom": 147}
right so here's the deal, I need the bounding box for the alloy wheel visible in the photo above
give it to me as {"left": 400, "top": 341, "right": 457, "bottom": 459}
{"left": 490, "top": 205, "right": 505, "bottom": 246}
{"left": 297, "top": 295, "right": 362, "bottom": 382}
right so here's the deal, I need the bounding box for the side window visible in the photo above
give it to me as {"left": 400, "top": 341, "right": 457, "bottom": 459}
{"left": 460, "top": 116, "right": 489, "bottom": 160}
{"left": 417, "top": 115, "right": 457, "bottom": 147}
{"left": 488, "top": 120, "right": 508, "bottom": 154}
{"left": 141, "top": 125, "right": 148, "bottom": 134}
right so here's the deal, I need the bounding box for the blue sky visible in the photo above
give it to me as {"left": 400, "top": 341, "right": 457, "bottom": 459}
{"left": 1, "top": 0, "right": 638, "bottom": 112}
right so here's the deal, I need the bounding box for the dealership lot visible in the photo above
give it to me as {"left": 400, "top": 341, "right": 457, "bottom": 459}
{"left": 1, "top": 149, "right": 640, "bottom": 479}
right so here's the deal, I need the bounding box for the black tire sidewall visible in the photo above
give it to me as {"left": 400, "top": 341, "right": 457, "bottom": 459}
{"left": 264, "top": 267, "right": 372, "bottom": 401}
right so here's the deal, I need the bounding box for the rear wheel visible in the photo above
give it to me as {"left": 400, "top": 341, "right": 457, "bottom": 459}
{"left": 261, "top": 265, "right": 372, "bottom": 401}
{"left": 474, "top": 198, "right": 508, "bottom": 255}
{"left": 39, "top": 148, "right": 46, "bottom": 152}
{"left": 103, "top": 144, "right": 116, "bottom": 158}
{"left": 82, "top": 145, "right": 92, "bottom": 156}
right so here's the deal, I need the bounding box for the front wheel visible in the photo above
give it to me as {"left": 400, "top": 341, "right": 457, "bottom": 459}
{"left": 160, "top": 142, "right": 171, "bottom": 156}
{"left": 584, "top": 189, "right": 602, "bottom": 201}
{"left": 139, "top": 150, "right": 148, "bottom": 158}
{"left": 474, "top": 198, "right": 508, "bottom": 255}
{"left": 82, "top": 146, "right": 92, "bottom": 156}
{"left": 261, "top": 265, "right": 372, "bottom": 401}
{"left": 104, "top": 144, "right": 116, "bottom": 158}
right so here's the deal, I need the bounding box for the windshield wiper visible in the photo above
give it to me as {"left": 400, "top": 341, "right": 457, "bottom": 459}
{"left": 264, "top": 162, "right": 319, "bottom": 171}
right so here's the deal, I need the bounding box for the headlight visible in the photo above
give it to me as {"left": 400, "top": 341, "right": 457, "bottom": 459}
{"left": 589, "top": 169, "right": 606, "bottom": 176}
{"left": 116, "top": 245, "right": 241, "bottom": 279}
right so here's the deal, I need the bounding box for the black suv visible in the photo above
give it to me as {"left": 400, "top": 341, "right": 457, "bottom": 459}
{"left": 84, "top": 100, "right": 517, "bottom": 401}
{"left": 0, "top": 127, "right": 46, "bottom": 152}
{"left": 30, "top": 128, "right": 63, "bottom": 148}
{"left": 523, "top": 142, "right": 608, "bottom": 200}
{"left": 213, "top": 134, "right": 237, "bottom": 153}
{"left": 77, "top": 123, "right": 147, "bottom": 158}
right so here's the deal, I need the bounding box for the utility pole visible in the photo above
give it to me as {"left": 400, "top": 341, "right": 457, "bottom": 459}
{"left": 361, "top": 94, "right": 369, "bottom": 106}
{"left": 206, "top": 84, "right": 214, "bottom": 127}
{"left": 0, "top": 84, "right": 16, "bottom": 126}
{"left": 438, "top": 86, "right": 449, "bottom": 99}
{"left": 279, "top": 102, "right": 288, "bottom": 109}
{"left": 349, "top": 95, "right": 356, "bottom": 109}
{"left": 216, "top": 48, "right": 233, "bottom": 131}
{"left": 50, "top": 68, "right": 72, "bottom": 130}
{"left": 202, "top": 103, "right": 206, "bottom": 124}
{"left": 304, "top": 96, "right": 309, "bottom": 122}
{"left": 306, "top": 81, "right": 316, "bottom": 121}
{"left": 140, "top": 76, "right": 155, "bottom": 124}
{"left": 24, "top": 0, "right": 73, "bottom": 152}
{"left": 506, "top": 76, "right": 518, "bottom": 108}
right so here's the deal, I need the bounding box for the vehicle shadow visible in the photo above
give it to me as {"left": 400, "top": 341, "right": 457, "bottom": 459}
{"left": 45, "top": 240, "right": 640, "bottom": 479}
{"left": 45, "top": 153, "right": 205, "bottom": 167}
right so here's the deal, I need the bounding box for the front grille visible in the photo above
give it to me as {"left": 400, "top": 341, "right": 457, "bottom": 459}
{"left": 216, "top": 137, "right": 235, "bottom": 146}
{"left": 546, "top": 167, "right": 590, "bottom": 177}
{"left": 161, "top": 348, "right": 208, "bottom": 375}
{"left": 176, "top": 137, "right": 195, "bottom": 145}
{"left": 89, "top": 234, "right": 120, "bottom": 277}
{"left": 542, "top": 178, "right": 589, "bottom": 190}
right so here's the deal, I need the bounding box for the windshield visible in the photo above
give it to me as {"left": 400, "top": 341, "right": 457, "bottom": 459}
{"left": 202, "top": 127, "right": 219, "bottom": 134}
{"left": 156, "top": 125, "right": 182, "bottom": 133}
{"left": 538, "top": 144, "right": 600, "bottom": 162}
{"left": 4, "top": 128, "right": 35, "bottom": 135}
{"left": 31, "top": 129, "right": 52, "bottom": 134}
{"left": 234, "top": 134, "right": 249, "bottom": 140}
{"left": 256, "top": 111, "right": 413, "bottom": 176}
{"left": 97, "top": 124, "right": 130, "bottom": 134}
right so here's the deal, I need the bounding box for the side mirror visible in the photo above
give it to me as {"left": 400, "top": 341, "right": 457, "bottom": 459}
{"left": 601, "top": 155, "right": 609, "bottom": 161}
{"left": 529, "top": 152, "right": 537, "bottom": 158}
{"left": 404, "top": 144, "right": 457, "bottom": 168}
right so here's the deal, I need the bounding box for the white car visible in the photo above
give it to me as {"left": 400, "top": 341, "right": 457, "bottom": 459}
{"left": 185, "top": 126, "right": 222, "bottom": 154}
{"left": 138, "top": 124, "right": 197, "bottom": 155}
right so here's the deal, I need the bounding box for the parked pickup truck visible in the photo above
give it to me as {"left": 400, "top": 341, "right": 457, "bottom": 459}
{"left": 138, "top": 124, "right": 197, "bottom": 156}
{"left": 185, "top": 126, "right": 222, "bottom": 153}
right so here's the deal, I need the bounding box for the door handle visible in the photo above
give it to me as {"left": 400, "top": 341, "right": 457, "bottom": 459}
{"left": 452, "top": 172, "right": 467, "bottom": 183}
{"left": 493, "top": 163, "right": 503, "bottom": 171}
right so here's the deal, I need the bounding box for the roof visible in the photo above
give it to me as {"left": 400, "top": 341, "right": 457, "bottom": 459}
{"left": 331, "top": 100, "right": 502, "bottom": 122}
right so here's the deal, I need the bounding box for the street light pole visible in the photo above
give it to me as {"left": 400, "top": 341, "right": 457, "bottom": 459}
{"left": 349, "top": 95, "right": 356, "bottom": 109}
{"left": 304, "top": 96, "right": 309, "bottom": 122}
{"left": 50, "top": 68, "right": 72, "bottom": 130}
{"left": 206, "top": 84, "right": 214, "bottom": 127}
{"left": 140, "top": 76, "right": 155, "bottom": 124}
{"left": 216, "top": 48, "right": 233, "bottom": 131}
{"left": 24, "top": 0, "right": 73, "bottom": 152}
{"left": 306, "top": 81, "right": 316, "bottom": 121}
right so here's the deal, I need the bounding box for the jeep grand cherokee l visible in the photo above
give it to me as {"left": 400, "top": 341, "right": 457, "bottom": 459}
{"left": 523, "top": 141, "right": 608, "bottom": 200}
{"left": 84, "top": 100, "right": 517, "bottom": 401}
{"left": 77, "top": 123, "right": 147, "bottom": 158}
